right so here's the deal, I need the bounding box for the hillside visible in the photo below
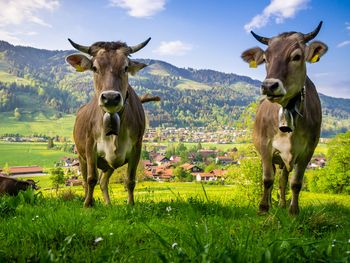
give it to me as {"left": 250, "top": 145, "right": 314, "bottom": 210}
{"left": 0, "top": 40, "right": 349, "bottom": 136}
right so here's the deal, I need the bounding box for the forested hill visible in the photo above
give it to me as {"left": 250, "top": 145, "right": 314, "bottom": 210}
{"left": 0, "top": 40, "right": 349, "bottom": 134}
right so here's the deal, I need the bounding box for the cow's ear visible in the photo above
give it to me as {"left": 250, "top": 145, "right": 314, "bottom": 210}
{"left": 241, "top": 47, "right": 265, "bottom": 68}
{"left": 66, "top": 54, "right": 92, "bottom": 72}
{"left": 306, "top": 41, "right": 328, "bottom": 63}
{"left": 128, "top": 60, "right": 147, "bottom": 75}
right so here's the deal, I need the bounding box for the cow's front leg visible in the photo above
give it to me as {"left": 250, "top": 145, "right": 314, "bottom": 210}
{"left": 100, "top": 168, "right": 114, "bottom": 205}
{"left": 279, "top": 167, "right": 289, "bottom": 208}
{"left": 126, "top": 146, "right": 141, "bottom": 205}
{"left": 79, "top": 156, "right": 88, "bottom": 199}
{"left": 84, "top": 145, "right": 98, "bottom": 207}
{"left": 289, "top": 163, "right": 306, "bottom": 215}
{"left": 259, "top": 159, "right": 275, "bottom": 214}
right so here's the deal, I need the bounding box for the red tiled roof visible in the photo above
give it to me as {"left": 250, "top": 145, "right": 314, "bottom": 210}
{"left": 1, "top": 166, "right": 44, "bottom": 175}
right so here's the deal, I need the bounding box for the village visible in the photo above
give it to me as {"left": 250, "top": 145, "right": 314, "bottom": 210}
{"left": 0, "top": 134, "right": 327, "bottom": 185}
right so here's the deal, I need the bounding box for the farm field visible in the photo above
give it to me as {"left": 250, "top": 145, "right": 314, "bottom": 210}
{"left": 0, "top": 181, "right": 349, "bottom": 262}
{"left": 0, "top": 113, "right": 76, "bottom": 138}
{"left": 0, "top": 142, "right": 74, "bottom": 168}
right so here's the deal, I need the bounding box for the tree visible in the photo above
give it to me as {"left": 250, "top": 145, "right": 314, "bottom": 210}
{"left": 14, "top": 108, "right": 21, "bottom": 121}
{"left": 2, "top": 163, "right": 10, "bottom": 175}
{"left": 47, "top": 138, "right": 55, "bottom": 149}
{"left": 173, "top": 167, "right": 192, "bottom": 182}
{"left": 49, "top": 167, "right": 66, "bottom": 193}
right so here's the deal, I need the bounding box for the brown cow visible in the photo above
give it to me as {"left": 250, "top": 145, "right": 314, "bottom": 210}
{"left": 0, "top": 177, "right": 40, "bottom": 196}
{"left": 241, "top": 22, "right": 328, "bottom": 215}
{"left": 66, "top": 38, "right": 152, "bottom": 207}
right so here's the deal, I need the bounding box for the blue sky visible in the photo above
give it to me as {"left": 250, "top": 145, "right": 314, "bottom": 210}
{"left": 0, "top": 0, "right": 349, "bottom": 98}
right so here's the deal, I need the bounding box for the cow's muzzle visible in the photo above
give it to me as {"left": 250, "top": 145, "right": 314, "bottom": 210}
{"left": 261, "top": 78, "right": 286, "bottom": 101}
{"left": 99, "top": 91, "right": 123, "bottom": 114}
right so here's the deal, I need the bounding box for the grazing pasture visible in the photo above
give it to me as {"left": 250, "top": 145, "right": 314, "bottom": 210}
{"left": 0, "top": 182, "right": 349, "bottom": 262}
{"left": 0, "top": 142, "right": 74, "bottom": 168}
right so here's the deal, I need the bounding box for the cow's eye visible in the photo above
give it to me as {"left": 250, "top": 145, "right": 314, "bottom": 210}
{"left": 124, "top": 66, "right": 129, "bottom": 73}
{"left": 292, "top": 54, "right": 301, "bottom": 62}
{"left": 92, "top": 66, "right": 98, "bottom": 72}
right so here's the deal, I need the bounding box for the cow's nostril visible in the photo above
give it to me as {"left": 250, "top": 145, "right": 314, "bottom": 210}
{"left": 101, "top": 93, "right": 107, "bottom": 101}
{"left": 270, "top": 82, "right": 279, "bottom": 91}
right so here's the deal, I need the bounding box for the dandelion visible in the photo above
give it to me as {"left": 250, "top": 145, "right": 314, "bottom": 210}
{"left": 166, "top": 206, "right": 172, "bottom": 212}
{"left": 172, "top": 242, "right": 178, "bottom": 249}
{"left": 94, "top": 237, "right": 103, "bottom": 244}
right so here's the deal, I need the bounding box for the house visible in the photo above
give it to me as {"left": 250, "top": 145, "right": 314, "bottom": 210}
{"left": 192, "top": 168, "right": 227, "bottom": 182}
{"left": 211, "top": 169, "right": 227, "bottom": 177}
{"left": 192, "top": 172, "right": 218, "bottom": 182}
{"left": 145, "top": 165, "right": 174, "bottom": 181}
{"left": 142, "top": 160, "right": 153, "bottom": 167}
{"left": 215, "top": 156, "right": 236, "bottom": 165}
{"left": 180, "top": 163, "right": 203, "bottom": 173}
{"left": 154, "top": 155, "right": 170, "bottom": 166}
{"left": 169, "top": 155, "right": 181, "bottom": 164}
{"left": 0, "top": 166, "right": 43, "bottom": 176}
{"left": 198, "top": 149, "right": 217, "bottom": 158}
{"left": 308, "top": 157, "right": 326, "bottom": 169}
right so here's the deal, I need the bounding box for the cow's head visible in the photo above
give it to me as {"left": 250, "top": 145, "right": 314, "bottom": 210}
{"left": 241, "top": 22, "right": 327, "bottom": 107}
{"left": 25, "top": 179, "right": 40, "bottom": 190}
{"left": 66, "top": 38, "right": 150, "bottom": 113}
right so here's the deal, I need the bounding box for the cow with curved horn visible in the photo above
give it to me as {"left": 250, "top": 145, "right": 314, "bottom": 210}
{"left": 241, "top": 22, "right": 328, "bottom": 215}
{"left": 66, "top": 37, "right": 153, "bottom": 207}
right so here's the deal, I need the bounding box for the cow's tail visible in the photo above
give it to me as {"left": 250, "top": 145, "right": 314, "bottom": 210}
{"left": 139, "top": 93, "right": 161, "bottom": 104}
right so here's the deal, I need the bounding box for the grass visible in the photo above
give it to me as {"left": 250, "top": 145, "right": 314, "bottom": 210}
{"left": 0, "top": 71, "right": 31, "bottom": 84}
{"left": 175, "top": 79, "right": 212, "bottom": 90}
{"left": 0, "top": 142, "right": 74, "bottom": 168}
{"left": 0, "top": 182, "right": 349, "bottom": 262}
{"left": 0, "top": 113, "right": 75, "bottom": 138}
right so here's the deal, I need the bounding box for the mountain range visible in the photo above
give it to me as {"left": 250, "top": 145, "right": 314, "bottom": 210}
{"left": 0, "top": 40, "right": 349, "bottom": 136}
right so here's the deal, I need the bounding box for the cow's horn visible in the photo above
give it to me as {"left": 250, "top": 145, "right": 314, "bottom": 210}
{"left": 68, "top": 38, "right": 90, "bottom": 54}
{"left": 303, "top": 21, "right": 323, "bottom": 43}
{"left": 251, "top": 31, "right": 270, "bottom": 45}
{"left": 129, "top": 37, "right": 151, "bottom": 54}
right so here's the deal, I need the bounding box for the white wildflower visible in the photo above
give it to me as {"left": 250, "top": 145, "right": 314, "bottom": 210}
{"left": 94, "top": 237, "right": 103, "bottom": 244}
{"left": 172, "top": 242, "right": 178, "bottom": 249}
{"left": 166, "top": 206, "right": 172, "bottom": 212}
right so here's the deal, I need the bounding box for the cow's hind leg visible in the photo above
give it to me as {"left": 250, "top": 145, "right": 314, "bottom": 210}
{"left": 289, "top": 163, "right": 307, "bottom": 215}
{"left": 279, "top": 167, "right": 289, "bottom": 208}
{"left": 100, "top": 168, "right": 114, "bottom": 205}
{"left": 126, "top": 146, "right": 141, "bottom": 205}
{"left": 259, "top": 160, "right": 275, "bottom": 214}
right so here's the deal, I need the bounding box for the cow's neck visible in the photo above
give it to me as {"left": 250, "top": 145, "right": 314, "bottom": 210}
{"left": 278, "top": 83, "right": 305, "bottom": 133}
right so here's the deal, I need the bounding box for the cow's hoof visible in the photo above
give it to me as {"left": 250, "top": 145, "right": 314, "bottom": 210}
{"left": 258, "top": 204, "right": 269, "bottom": 215}
{"left": 84, "top": 198, "right": 94, "bottom": 208}
{"left": 288, "top": 205, "right": 299, "bottom": 216}
{"left": 279, "top": 201, "right": 287, "bottom": 208}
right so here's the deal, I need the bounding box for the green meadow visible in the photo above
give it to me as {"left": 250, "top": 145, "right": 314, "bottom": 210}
{"left": 0, "top": 182, "right": 349, "bottom": 262}
{"left": 0, "top": 142, "right": 74, "bottom": 168}
{"left": 0, "top": 113, "right": 75, "bottom": 138}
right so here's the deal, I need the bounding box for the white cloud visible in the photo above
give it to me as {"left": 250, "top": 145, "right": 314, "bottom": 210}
{"left": 153, "top": 41, "right": 193, "bottom": 56}
{"left": 244, "top": 0, "right": 309, "bottom": 32}
{"left": 0, "top": 0, "right": 59, "bottom": 27}
{"left": 0, "top": 0, "right": 59, "bottom": 44}
{"left": 337, "top": 40, "right": 350, "bottom": 48}
{"left": 109, "top": 0, "right": 165, "bottom": 18}
{"left": 346, "top": 22, "right": 350, "bottom": 31}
